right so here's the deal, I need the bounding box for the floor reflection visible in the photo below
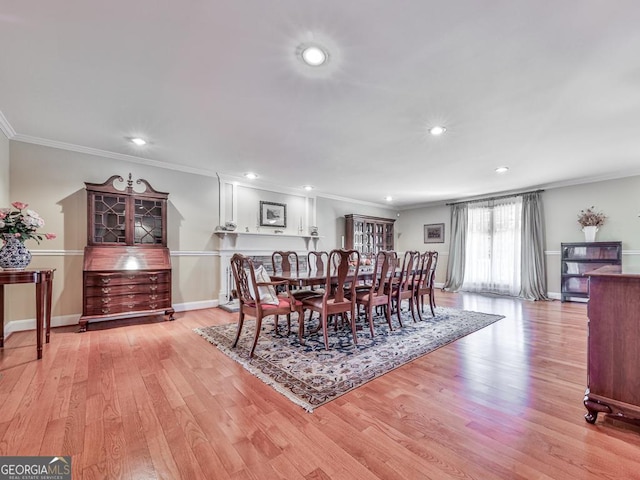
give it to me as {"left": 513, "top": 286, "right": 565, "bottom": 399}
{"left": 455, "top": 292, "right": 530, "bottom": 414}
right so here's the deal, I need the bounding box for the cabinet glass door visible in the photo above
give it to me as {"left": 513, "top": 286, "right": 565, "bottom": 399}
{"left": 93, "top": 194, "right": 127, "bottom": 244}
{"left": 134, "top": 198, "right": 164, "bottom": 244}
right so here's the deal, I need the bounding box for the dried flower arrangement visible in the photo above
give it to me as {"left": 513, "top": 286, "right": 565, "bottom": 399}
{"left": 577, "top": 206, "right": 606, "bottom": 228}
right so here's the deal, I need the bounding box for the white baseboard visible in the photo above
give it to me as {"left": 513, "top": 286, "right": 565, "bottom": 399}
{"left": 2, "top": 299, "right": 219, "bottom": 340}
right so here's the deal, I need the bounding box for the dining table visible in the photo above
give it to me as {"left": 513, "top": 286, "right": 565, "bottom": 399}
{"left": 270, "top": 266, "right": 376, "bottom": 288}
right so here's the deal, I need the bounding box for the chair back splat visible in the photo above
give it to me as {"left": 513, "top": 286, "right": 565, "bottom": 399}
{"left": 308, "top": 251, "right": 329, "bottom": 272}
{"left": 271, "top": 251, "right": 300, "bottom": 273}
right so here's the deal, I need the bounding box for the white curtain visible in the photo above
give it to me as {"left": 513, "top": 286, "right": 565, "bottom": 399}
{"left": 462, "top": 196, "right": 522, "bottom": 296}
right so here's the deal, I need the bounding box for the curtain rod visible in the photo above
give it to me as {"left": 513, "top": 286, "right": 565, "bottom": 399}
{"left": 445, "top": 189, "right": 545, "bottom": 206}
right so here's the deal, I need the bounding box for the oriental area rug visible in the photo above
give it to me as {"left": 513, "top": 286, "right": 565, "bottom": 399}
{"left": 194, "top": 307, "right": 504, "bottom": 412}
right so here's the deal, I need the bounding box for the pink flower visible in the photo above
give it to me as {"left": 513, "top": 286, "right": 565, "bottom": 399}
{"left": 45, "top": 233, "right": 57, "bottom": 240}
{"left": 11, "top": 201, "right": 28, "bottom": 210}
{"left": 0, "top": 211, "right": 6, "bottom": 220}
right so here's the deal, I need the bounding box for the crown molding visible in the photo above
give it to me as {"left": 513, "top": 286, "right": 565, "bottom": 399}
{"left": 315, "top": 191, "right": 396, "bottom": 210}
{"left": 11, "top": 133, "right": 218, "bottom": 178}
{"left": 0, "top": 110, "right": 16, "bottom": 138}
{"left": 217, "top": 173, "right": 318, "bottom": 199}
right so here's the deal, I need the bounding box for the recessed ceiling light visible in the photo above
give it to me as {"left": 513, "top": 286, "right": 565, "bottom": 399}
{"left": 302, "top": 185, "right": 314, "bottom": 191}
{"left": 300, "top": 44, "right": 328, "bottom": 66}
{"left": 495, "top": 166, "right": 509, "bottom": 174}
{"left": 130, "top": 137, "right": 146, "bottom": 146}
{"left": 429, "top": 126, "right": 446, "bottom": 136}
{"left": 244, "top": 172, "right": 258, "bottom": 180}
{"left": 385, "top": 196, "right": 393, "bottom": 202}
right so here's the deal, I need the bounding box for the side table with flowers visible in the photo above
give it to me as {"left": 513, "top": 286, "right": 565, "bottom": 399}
{"left": 577, "top": 206, "right": 606, "bottom": 243}
{"left": 0, "top": 202, "right": 56, "bottom": 270}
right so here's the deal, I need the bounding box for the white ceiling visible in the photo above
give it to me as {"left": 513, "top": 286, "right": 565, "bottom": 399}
{"left": 1, "top": 1, "right": 640, "bottom": 208}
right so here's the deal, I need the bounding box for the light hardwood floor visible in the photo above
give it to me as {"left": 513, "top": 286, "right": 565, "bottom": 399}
{"left": 1, "top": 292, "right": 640, "bottom": 479}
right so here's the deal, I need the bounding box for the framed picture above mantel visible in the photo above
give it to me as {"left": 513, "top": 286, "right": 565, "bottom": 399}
{"left": 259, "top": 201, "right": 287, "bottom": 228}
{"left": 424, "top": 223, "right": 445, "bottom": 243}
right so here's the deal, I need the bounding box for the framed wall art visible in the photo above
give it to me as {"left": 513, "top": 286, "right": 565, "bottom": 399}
{"left": 424, "top": 223, "right": 444, "bottom": 243}
{"left": 259, "top": 201, "right": 287, "bottom": 228}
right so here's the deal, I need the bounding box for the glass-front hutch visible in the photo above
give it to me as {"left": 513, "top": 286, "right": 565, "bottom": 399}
{"left": 80, "top": 174, "right": 174, "bottom": 331}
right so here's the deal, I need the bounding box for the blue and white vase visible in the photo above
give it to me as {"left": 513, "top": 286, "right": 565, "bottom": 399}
{"left": 0, "top": 235, "right": 32, "bottom": 270}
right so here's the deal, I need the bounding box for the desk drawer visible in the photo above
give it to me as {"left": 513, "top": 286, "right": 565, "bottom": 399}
{"left": 84, "top": 292, "right": 171, "bottom": 316}
{"left": 85, "top": 282, "right": 170, "bottom": 297}
{"left": 85, "top": 271, "right": 170, "bottom": 287}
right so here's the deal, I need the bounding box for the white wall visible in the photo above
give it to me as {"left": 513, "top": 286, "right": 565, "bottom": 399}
{"left": 316, "top": 197, "right": 397, "bottom": 252}
{"left": 5, "top": 140, "right": 400, "bottom": 327}
{"left": 395, "top": 175, "right": 640, "bottom": 296}
{"left": 0, "top": 131, "right": 8, "bottom": 204}
{"left": 7, "top": 141, "right": 220, "bottom": 325}
{"left": 395, "top": 204, "right": 450, "bottom": 285}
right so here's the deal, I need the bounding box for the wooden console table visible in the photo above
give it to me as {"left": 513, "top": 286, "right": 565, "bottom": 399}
{"left": 0, "top": 269, "right": 55, "bottom": 359}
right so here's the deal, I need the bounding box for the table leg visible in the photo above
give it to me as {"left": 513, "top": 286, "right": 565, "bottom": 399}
{"left": 0, "top": 285, "right": 4, "bottom": 348}
{"left": 36, "top": 280, "right": 44, "bottom": 360}
{"left": 45, "top": 272, "right": 53, "bottom": 343}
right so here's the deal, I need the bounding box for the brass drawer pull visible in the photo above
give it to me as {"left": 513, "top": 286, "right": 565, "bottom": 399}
{"left": 101, "top": 287, "right": 111, "bottom": 293}
{"left": 101, "top": 277, "right": 111, "bottom": 284}
{"left": 149, "top": 285, "right": 158, "bottom": 291}
{"left": 149, "top": 275, "right": 158, "bottom": 282}
{"left": 149, "top": 294, "right": 158, "bottom": 300}
{"left": 101, "top": 298, "right": 110, "bottom": 304}
{"left": 149, "top": 303, "right": 157, "bottom": 309}
{"left": 101, "top": 307, "right": 110, "bottom": 314}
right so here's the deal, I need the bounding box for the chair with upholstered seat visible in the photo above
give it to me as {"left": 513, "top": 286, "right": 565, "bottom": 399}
{"left": 388, "top": 250, "right": 421, "bottom": 325}
{"left": 272, "top": 250, "right": 317, "bottom": 300}
{"left": 355, "top": 250, "right": 394, "bottom": 335}
{"left": 414, "top": 251, "right": 439, "bottom": 320}
{"left": 230, "top": 253, "right": 304, "bottom": 357}
{"left": 300, "top": 249, "right": 360, "bottom": 350}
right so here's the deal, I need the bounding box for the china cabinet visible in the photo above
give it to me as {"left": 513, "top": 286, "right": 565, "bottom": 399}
{"left": 79, "top": 174, "right": 174, "bottom": 331}
{"left": 345, "top": 214, "right": 395, "bottom": 255}
{"left": 560, "top": 241, "right": 621, "bottom": 302}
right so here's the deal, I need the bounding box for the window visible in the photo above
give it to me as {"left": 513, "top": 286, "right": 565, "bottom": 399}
{"left": 462, "top": 197, "right": 522, "bottom": 296}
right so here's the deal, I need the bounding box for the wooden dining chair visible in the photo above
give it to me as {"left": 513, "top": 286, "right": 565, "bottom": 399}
{"left": 414, "top": 251, "right": 439, "bottom": 320}
{"left": 388, "top": 250, "right": 421, "bottom": 326}
{"left": 355, "top": 250, "right": 394, "bottom": 335}
{"left": 272, "top": 250, "right": 317, "bottom": 300}
{"left": 300, "top": 249, "right": 361, "bottom": 350}
{"left": 229, "top": 253, "right": 304, "bottom": 357}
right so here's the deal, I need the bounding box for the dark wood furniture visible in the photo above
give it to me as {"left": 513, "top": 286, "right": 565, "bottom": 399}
{"left": 79, "top": 174, "right": 174, "bottom": 332}
{"left": 355, "top": 251, "right": 394, "bottom": 335}
{"left": 230, "top": 253, "right": 303, "bottom": 358}
{"left": 583, "top": 265, "right": 640, "bottom": 425}
{"left": 0, "top": 269, "right": 55, "bottom": 359}
{"left": 388, "top": 250, "right": 421, "bottom": 326}
{"left": 414, "top": 251, "right": 439, "bottom": 320}
{"left": 345, "top": 214, "right": 395, "bottom": 255}
{"left": 560, "top": 241, "right": 622, "bottom": 302}
{"left": 301, "top": 249, "right": 361, "bottom": 350}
